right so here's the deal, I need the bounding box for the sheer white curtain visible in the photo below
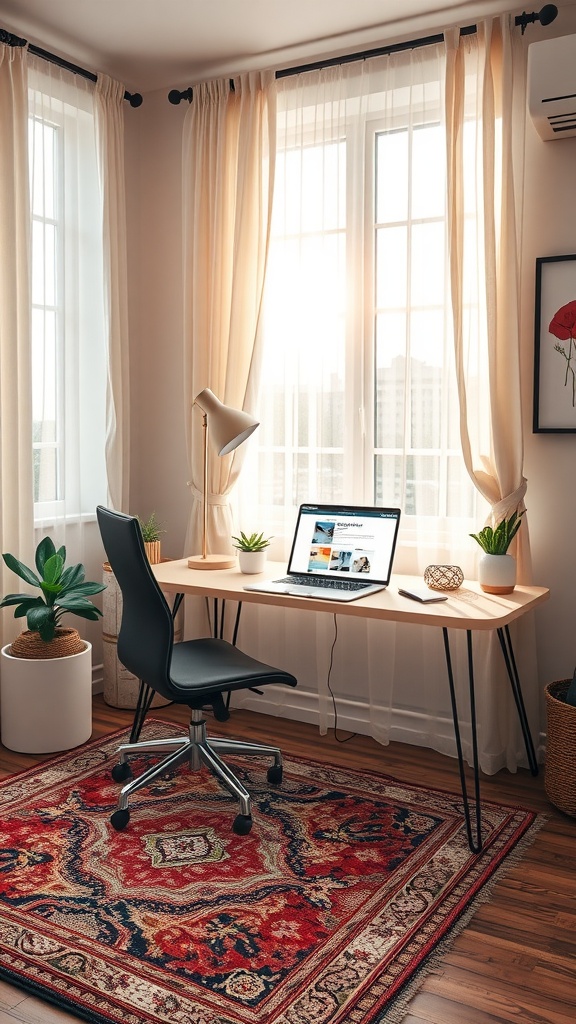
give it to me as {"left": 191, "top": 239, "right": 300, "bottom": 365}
{"left": 182, "top": 72, "right": 276, "bottom": 559}
{"left": 95, "top": 74, "right": 130, "bottom": 514}
{"left": 237, "top": 36, "right": 535, "bottom": 772}
{"left": 0, "top": 43, "right": 34, "bottom": 653}
{"left": 445, "top": 17, "right": 539, "bottom": 766}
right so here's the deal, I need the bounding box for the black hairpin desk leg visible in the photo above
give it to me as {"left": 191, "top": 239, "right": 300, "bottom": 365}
{"left": 497, "top": 625, "right": 539, "bottom": 776}
{"left": 442, "top": 627, "right": 483, "bottom": 854}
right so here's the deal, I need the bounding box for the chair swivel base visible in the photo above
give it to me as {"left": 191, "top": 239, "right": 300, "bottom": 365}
{"left": 109, "top": 708, "right": 283, "bottom": 835}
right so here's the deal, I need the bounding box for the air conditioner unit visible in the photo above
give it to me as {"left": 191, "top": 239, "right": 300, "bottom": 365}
{"left": 528, "top": 35, "right": 576, "bottom": 140}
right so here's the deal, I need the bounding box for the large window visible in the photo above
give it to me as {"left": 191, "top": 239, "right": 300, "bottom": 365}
{"left": 28, "top": 66, "right": 107, "bottom": 522}
{"left": 250, "top": 53, "right": 484, "bottom": 545}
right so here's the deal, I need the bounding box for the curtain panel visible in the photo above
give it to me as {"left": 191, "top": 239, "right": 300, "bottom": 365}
{"left": 182, "top": 71, "right": 276, "bottom": 559}
{"left": 0, "top": 42, "right": 34, "bottom": 652}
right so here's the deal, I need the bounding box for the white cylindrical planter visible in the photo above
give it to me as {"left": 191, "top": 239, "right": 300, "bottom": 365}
{"left": 238, "top": 550, "right": 267, "bottom": 574}
{"left": 0, "top": 643, "right": 92, "bottom": 753}
{"left": 478, "top": 553, "right": 516, "bottom": 595}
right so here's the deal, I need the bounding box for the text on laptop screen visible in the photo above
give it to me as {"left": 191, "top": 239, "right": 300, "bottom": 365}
{"left": 288, "top": 505, "right": 400, "bottom": 583}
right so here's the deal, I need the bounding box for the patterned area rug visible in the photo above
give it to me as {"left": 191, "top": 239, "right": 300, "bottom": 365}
{"left": 0, "top": 721, "right": 540, "bottom": 1024}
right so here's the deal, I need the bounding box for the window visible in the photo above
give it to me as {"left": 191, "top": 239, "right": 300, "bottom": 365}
{"left": 28, "top": 66, "right": 107, "bottom": 522}
{"left": 249, "top": 53, "right": 484, "bottom": 546}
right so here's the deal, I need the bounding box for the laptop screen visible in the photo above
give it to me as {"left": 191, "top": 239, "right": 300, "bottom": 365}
{"left": 287, "top": 504, "right": 401, "bottom": 585}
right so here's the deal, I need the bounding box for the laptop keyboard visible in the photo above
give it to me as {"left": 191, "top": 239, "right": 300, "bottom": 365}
{"left": 276, "top": 576, "right": 372, "bottom": 592}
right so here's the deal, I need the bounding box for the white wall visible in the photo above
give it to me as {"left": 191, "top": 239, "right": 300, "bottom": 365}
{"left": 126, "top": 13, "right": 576, "bottom": 726}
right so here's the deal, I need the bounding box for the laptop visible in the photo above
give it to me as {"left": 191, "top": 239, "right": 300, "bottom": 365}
{"left": 243, "top": 503, "right": 401, "bottom": 602}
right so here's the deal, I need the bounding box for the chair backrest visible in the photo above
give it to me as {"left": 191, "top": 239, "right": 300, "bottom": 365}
{"left": 97, "top": 506, "right": 176, "bottom": 701}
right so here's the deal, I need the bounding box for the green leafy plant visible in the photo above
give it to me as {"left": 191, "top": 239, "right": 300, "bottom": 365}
{"left": 469, "top": 509, "right": 525, "bottom": 555}
{"left": 137, "top": 512, "right": 165, "bottom": 543}
{"left": 0, "top": 538, "right": 106, "bottom": 643}
{"left": 232, "top": 531, "right": 272, "bottom": 552}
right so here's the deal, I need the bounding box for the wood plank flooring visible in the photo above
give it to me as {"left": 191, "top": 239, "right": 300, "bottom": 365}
{"left": 0, "top": 695, "right": 574, "bottom": 1024}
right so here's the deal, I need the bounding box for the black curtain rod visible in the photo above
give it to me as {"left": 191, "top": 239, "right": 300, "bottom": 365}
{"left": 167, "top": 5, "right": 559, "bottom": 105}
{"left": 168, "top": 26, "right": 474, "bottom": 104}
{"left": 0, "top": 28, "right": 143, "bottom": 106}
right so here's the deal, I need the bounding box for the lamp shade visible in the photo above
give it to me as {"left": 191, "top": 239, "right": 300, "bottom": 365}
{"left": 194, "top": 388, "right": 259, "bottom": 455}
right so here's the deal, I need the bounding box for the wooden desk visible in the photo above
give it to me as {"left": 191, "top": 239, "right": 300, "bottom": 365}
{"left": 153, "top": 560, "right": 549, "bottom": 852}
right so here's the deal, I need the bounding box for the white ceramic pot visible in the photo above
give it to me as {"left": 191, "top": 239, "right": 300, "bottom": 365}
{"left": 0, "top": 642, "right": 92, "bottom": 753}
{"left": 238, "top": 550, "right": 267, "bottom": 574}
{"left": 478, "top": 553, "right": 516, "bottom": 595}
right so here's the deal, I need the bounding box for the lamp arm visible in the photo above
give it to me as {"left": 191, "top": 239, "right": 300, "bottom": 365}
{"left": 201, "top": 412, "right": 208, "bottom": 560}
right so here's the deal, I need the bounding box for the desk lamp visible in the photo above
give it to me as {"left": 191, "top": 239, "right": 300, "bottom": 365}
{"left": 188, "top": 388, "right": 259, "bottom": 570}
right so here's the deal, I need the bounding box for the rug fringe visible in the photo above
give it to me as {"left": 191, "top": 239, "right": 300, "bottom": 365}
{"left": 377, "top": 812, "right": 548, "bottom": 1023}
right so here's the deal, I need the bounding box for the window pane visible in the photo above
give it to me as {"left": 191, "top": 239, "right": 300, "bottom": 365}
{"left": 376, "top": 132, "right": 408, "bottom": 223}
{"left": 412, "top": 124, "right": 444, "bottom": 219}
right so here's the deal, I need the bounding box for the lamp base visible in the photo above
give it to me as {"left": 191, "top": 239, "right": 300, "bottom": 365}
{"left": 187, "top": 554, "right": 237, "bottom": 570}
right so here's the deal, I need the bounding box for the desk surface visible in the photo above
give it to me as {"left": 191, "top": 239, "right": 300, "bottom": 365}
{"left": 153, "top": 560, "right": 549, "bottom": 631}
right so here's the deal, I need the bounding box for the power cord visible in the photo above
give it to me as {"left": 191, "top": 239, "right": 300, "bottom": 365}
{"left": 327, "top": 614, "right": 357, "bottom": 743}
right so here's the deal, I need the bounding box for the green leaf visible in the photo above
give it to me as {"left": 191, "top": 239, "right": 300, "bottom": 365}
{"left": 0, "top": 593, "right": 43, "bottom": 610}
{"left": 35, "top": 537, "right": 57, "bottom": 577}
{"left": 1, "top": 553, "right": 41, "bottom": 589}
{"left": 59, "top": 564, "right": 85, "bottom": 591}
{"left": 42, "top": 553, "right": 64, "bottom": 586}
{"left": 63, "top": 582, "right": 106, "bottom": 598}
{"left": 26, "top": 605, "right": 54, "bottom": 632}
{"left": 56, "top": 595, "right": 103, "bottom": 617}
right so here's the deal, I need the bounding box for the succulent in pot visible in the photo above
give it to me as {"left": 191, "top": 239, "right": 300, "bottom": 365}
{"left": 232, "top": 531, "right": 272, "bottom": 575}
{"left": 137, "top": 512, "right": 165, "bottom": 564}
{"left": 470, "top": 509, "right": 525, "bottom": 595}
{"left": 0, "top": 537, "right": 106, "bottom": 658}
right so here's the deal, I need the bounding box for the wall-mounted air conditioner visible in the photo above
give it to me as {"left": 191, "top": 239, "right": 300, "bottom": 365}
{"left": 528, "top": 35, "right": 576, "bottom": 140}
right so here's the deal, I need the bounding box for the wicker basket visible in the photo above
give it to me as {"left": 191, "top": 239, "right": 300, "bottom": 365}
{"left": 544, "top": 679, "right": 576, "bottom": 817}
{"left": 9, "top": 627, "right": 85, "bottom": 660}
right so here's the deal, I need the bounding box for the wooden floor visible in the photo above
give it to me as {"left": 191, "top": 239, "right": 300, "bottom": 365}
{"left": 0, "top": 695, "right": 574, "bottom": 1024}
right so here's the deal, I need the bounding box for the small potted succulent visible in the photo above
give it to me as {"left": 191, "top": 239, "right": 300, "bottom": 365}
{"left": 470, "top": 509, "right": 525, "bottom": 594}
{"left": 137, "top": 512, "right": 165, "bottom": 564}
{"left": 232, "top": 531, "right": 272, "bottom": 574}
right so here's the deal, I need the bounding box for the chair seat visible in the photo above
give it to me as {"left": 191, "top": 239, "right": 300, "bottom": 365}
{"left": 169, "top": 637, "right": 296, "bottom": 698}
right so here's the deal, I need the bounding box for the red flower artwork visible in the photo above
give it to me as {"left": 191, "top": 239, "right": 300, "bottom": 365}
{"left": 549, "top": 300, "right": 576, "bottom": 405}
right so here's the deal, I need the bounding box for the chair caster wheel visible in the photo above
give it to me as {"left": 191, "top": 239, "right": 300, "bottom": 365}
{"left": 233, "top": 814, "right": 252, "bottom": 836}
{"left": 111, "top": 761, "right": 132, "bottom": 783}
{"left": 267, "top": 764, "right": 283, "bottom": 785}
{"left": 110, "top": 808, "right": 130, "bottom": 831}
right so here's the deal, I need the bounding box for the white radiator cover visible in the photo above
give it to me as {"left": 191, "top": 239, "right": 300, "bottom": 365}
{"left": 528, "top": 35, "right": 576, "bottom": 140}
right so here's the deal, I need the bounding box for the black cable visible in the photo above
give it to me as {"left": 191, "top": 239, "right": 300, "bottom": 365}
{"left": 326, "top": 614, "right": 357, "bottom": 743}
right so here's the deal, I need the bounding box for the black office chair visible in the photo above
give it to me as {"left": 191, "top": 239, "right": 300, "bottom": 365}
{"left": 96, "top": 506, "right": 297, "bottom": 835}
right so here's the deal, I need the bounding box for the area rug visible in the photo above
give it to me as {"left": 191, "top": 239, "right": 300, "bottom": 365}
{"left": 0, "top": 721, "right": 541, "bottom": 1024}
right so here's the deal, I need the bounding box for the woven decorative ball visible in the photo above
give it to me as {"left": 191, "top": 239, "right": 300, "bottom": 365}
{"left": 423, "top": 564, "right": 464, "bottom": 591}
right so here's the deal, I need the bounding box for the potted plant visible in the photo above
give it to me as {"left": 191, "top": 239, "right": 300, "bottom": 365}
{"left": 137, "top": 511, "right": 165, "bottom": 564}
{"left": 0, "top": 537, "right": 106, "bottom": 753}
{"left": 470, "top": 509, "right": 525, "bottom": 595}
{"left": 232, "top": 531, "right": 272, "bottom": 574}
{"left": 544, "top": 669, "right": 576, "bottom": 817}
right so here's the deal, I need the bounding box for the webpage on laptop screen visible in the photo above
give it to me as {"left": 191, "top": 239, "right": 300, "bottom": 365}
{"left": 290, "top": 507, "right": 399, "bottom": 582}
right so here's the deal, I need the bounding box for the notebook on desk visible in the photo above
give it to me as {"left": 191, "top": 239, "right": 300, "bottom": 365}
{"left": 243, "top": 503, "right": 401, "bottom": 602}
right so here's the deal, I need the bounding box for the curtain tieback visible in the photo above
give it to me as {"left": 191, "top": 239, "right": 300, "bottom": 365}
{"left": 187, "top": 483, "right": 231, "bottom": 507}
{"left": 490, "top": 479, "right": 527, "bottom": 522}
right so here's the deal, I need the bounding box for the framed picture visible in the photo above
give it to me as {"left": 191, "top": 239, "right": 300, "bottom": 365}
{"left": 533, "top": 254, "right": 576, "bottom": 433}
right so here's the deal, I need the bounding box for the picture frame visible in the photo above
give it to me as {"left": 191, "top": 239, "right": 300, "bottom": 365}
{"left": 533, "top": 254, "right": 576, "bottom": 433}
